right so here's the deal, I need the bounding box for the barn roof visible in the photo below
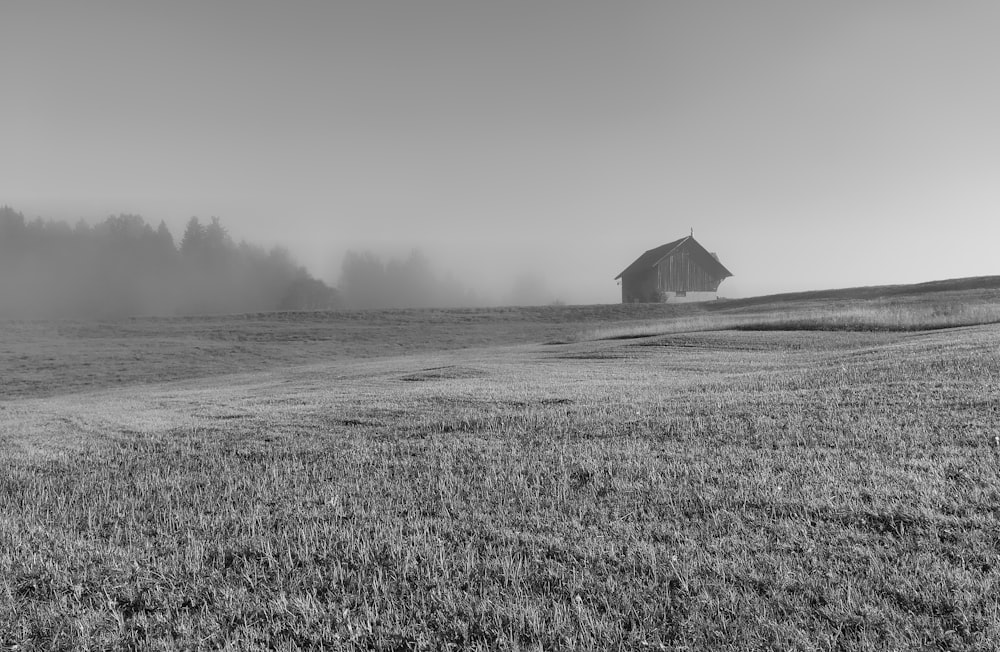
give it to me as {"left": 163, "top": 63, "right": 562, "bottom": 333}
{"left": 614, "top": 235, "right": 733, "bottom": 280}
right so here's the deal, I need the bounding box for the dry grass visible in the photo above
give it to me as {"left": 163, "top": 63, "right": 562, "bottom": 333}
{"left": 583, "top": 291, "right": 1000, "bottom": 342}
{"left": 0, "top": 305, "right": 689, "bottom": 399}
{"left": 2, "top": 286, "right": 1000, "bottom": 649}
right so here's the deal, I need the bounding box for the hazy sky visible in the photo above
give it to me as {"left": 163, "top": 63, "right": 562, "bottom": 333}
{"left": 4, "top": 2, "right": 999, "bottom": 303}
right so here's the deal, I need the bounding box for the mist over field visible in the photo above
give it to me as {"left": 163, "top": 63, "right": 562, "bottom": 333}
{"left": 0, "top": 206, "right": 568, "bottom": 319}
{"left": 0, "top": 206, "right": 338, "bottom": 320}
{"left": 6, "top": 2, "right": 1000, "bottom": 648}
{"left": 8, "top": 3, "right": 1000, "bottom": 302}
{"left": 337, "top": 250, "right": 558, "bottom": 310}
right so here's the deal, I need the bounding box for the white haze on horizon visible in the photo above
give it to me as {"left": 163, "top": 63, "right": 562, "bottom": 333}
{"left": 5, "top": 2, "right": 1000, "bottom": 306}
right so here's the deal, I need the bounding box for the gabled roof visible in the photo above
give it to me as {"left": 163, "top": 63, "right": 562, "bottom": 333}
{"left": 614, "top": 237, "right": 688, "bottom": 280}
{"left": 614, "top": 235, "right": 733, "bottom": 280}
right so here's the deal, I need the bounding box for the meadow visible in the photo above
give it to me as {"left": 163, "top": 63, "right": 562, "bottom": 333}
{"left": 2, "top": 279, "right": 999, "bottom": 650}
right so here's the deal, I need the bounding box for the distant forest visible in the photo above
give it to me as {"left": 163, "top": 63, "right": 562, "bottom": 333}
{"left": 0, "top": 206, "right": 556, "bottom": 319}
{"left": 337, "top": 249, "right": 482, "bottom": 310}
{"left": 0, "top": 206, "right": 339, "bottom": 319}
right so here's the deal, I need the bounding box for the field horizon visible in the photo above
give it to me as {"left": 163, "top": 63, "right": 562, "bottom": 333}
{"left": 2, "top": 274, "right": 999, "bottom": 649}
{"left": 5, "top": 274, "right": 1000, "bottom": 399}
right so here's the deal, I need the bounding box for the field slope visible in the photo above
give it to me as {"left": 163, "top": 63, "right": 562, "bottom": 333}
{"left": 2, "top": 280, "right": 999, "bottom": 650}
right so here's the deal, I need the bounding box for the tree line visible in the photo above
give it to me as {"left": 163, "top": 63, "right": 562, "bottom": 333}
{"left": 0, "top": 206, "right": 339, "bottom": 319}
{"left": 0, "top": 206, "right": 560, "bottom": 319}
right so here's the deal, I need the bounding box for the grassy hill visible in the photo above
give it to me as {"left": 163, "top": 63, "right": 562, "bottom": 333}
{"left": 2, "top": 276, "right": 999, "bottom": 648}
{"left": 5, "top": 274, "right": 1000, "bottom": 399}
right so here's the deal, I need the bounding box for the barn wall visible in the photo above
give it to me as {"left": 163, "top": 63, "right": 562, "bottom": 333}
{"left": 661, "top": 291, "right": 718, "bottom": 303}
{"left": 657, "top": 247, "right": 724, "bottom": 293}
{"left": 621, "top": 269, "right": 659, "bottom": 302}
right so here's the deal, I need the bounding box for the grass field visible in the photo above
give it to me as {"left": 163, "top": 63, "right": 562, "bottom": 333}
{"left": 2, "top": 279, "right": 1000, "bottom": 650}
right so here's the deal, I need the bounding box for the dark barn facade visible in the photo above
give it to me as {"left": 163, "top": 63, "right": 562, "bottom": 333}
{"left": 615, "top": 235, "right": 732, "bottom": 303}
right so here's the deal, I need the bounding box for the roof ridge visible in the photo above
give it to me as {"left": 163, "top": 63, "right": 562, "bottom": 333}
{"left": 615, "top": 234, "right": 732, "bottom": 280}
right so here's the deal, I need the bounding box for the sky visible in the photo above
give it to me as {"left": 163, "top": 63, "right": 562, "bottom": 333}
{"left": 3, "top": 1, "right": 1000, "bottom": 304}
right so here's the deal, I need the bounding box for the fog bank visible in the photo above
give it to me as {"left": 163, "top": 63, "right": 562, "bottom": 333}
{"left": 0, "top": 207, "right": 337, "bottom": 320}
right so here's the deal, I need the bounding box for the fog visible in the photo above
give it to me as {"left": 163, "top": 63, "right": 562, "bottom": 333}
{"left": 0, "top": 207, "right": 337, "bottom": 320}
{"left": 0, "top": 207, "right": 579, "bottom": 320}
{"left": 5, "top": 3, "right": 1000, "bottom": 308}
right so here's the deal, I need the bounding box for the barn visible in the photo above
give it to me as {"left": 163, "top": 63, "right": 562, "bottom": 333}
{"left": 615, "top": 235, "right": 732, "bottom": 303}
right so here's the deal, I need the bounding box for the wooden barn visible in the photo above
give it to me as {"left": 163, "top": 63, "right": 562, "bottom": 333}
{"left": 615, "top": 235, "right": 732, "bottom": 303}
